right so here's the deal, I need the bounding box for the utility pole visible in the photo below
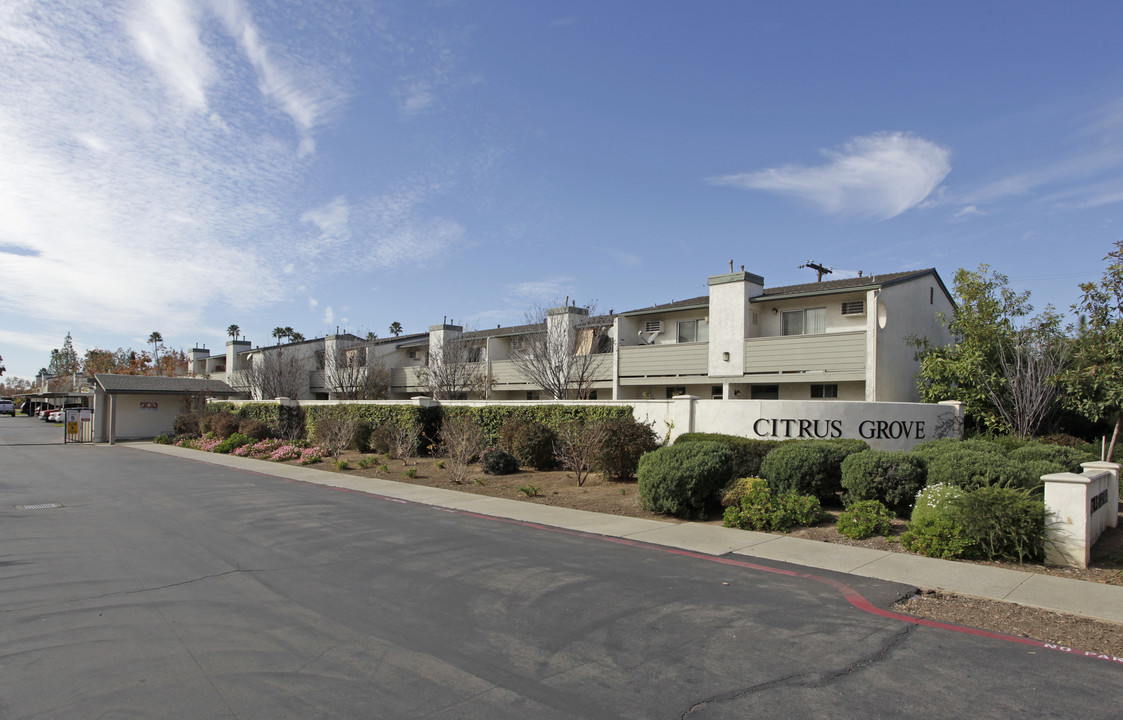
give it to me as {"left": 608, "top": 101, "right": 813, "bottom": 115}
{"left": 798, "top": 260, "right": 833, "bottom": 282}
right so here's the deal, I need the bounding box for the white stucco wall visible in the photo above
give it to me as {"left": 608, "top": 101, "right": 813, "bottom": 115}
{"left": 873, "top": 276, "right": 955, "bottom": 402}
{"left": 100, "top": 393, "right": 182, "bottom": 441}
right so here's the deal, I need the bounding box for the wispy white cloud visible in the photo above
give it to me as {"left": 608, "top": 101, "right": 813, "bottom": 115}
{"left": 509, "top": 277, "right": 576, "bottom": 301}
{"left": 954, "top": 204, "right": 986, "bottom": 218}
{"left": 209, "top": 0, "right": 346, "bottom": 156}
{"left": 323, "top": 306, "right": 335, "bottom": 324}
{"left": 300, "top": 196, "right": 351, "bottom": 255}
{"left": 351, "top": 186, "right": 466, "bottom": 268}
{"left": 127, "top": 0, "right": 215, "bottom": 110}
{"left": 711, "top": 132, "right": 951, "bottom": 221}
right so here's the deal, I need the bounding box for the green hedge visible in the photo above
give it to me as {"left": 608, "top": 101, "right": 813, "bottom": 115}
{"left": 442, "top": 404, "right": 633, "bottom": 447}
{"left": 674, "top": 433, "right": 780, "bottom": 479}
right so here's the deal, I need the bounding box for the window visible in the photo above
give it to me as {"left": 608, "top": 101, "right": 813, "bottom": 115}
{"left": 711, "top": 385, "right": 723, "bottom": 400}
{"left": 526, "top": 391, "right": 540, "bottom": 400}
{"left": 676, "top": 318, "right": 709, "bottom": 343}
{"left": 841, "top": 301, "right": 864, "bottom": 316}
{"left": 644, "top": 320, "right": 662, "bottom": 333}
{"left": 407, "top": 350, "right": 418, "bottom": 360}
{"left": 782, "top": 307, "right": 826, "bottom": 336}
{"left": 750, "top": 385, "right": 779, "bottom": 400}
{"left": 811, "top": 384, "right": 838, "bottom": 398}
{"left": 666, "top": 386, "right": 686, "bottom": 398}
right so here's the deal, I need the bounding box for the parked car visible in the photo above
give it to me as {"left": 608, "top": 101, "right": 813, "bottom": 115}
{"left": 48, "top": 409, "right": 66, "bottom": 423}
{"left": 0, "top": 399, "right": 14, "bottom": 416}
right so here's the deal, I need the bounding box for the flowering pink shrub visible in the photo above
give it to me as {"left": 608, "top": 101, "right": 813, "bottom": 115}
{"left": 174, "top": 436, "right": 325, "bottom": 464}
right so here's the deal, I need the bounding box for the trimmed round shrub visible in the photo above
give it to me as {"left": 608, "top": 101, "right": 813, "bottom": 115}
{"left": 840, "top": 450, "right": 927, "bottom": 517}
{"left": 760, "top": 439, "right": 866, "bottom": 502}
{"left": 638, "top": 442, "right": 733, "bottom": 518}
{"left": 481, "top": 448, "right": 519, "bottom": 475}
{"left": 238, "top": 419, "right": 273, "bottom": 441}
{"left": 925, "top": 449, "right": 1032, "bottom": 491}
{"left": 595, "top": 418, "right": 659, "bottom": 481}
{"left": 675, "top": 433, "right": 781, "bottom": 479}
{"left": 836, "top": 500, "right": 894, "bottom": 540}
{"left": 499, "top": 419, "right": 558, "bottom": 470}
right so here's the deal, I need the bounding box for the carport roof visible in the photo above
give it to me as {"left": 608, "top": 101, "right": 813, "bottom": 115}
{"left": 94, "top": 374, "right": 238, "bottom": 395}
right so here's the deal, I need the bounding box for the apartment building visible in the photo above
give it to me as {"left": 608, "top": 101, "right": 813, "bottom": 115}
{"left": 192, "top": 267, "right": 953, "bottom": 404}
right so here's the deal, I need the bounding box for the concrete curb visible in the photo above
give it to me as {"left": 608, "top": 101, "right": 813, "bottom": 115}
{"left": 124, "top": 441, "right": 1123, "bottom": 625}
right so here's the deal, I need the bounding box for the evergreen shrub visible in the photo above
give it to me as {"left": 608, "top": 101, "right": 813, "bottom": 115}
{"left": 637, "top": 442, "right": 733, "bottom": 518}
{"left": 760, "top": 439, "right": 866, "bottom": 502}
{"left": 722, "top": 477, "right": 823, "bottom": 532}
{"left": 674, "top": 433, "right": 780, "bottom": 479}
{"left": 499, "top": 419, "right": 558, "bottom": 470}
{"left": 840, "top": 450, "right": 927, "bottom": 517}
{"left": 481, "top": 448, "right": 519, "bottom": 475}
{"left": 835, "top": 500, "right": 894, "bottom": 539}
{"left": 595, "top": 418, "right": 659, "bottom": 480}
{"left": 925, "top": 449, "right": 1032, "bottom": 490}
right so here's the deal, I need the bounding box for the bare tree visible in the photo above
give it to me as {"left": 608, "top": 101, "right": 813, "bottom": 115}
{"left": 440, "top": 415, "right": 487, "bottom": 484}
{"left": 235, "top": 349, "right": 306, "bottom": 399}
{"left": 387, "top": 418, "right": 422, "bottom": 465}
{"left": 312, "top": 408, "right": 362, "bottom": 459}
{"left": 553, "top": 421, "right": 609, "bottom": 487}
{"left": 510, "top": 303, "right": 612, "bottom": 400}
{"left": 981, "top": 315, "right": 1070, "bottom": 438}
{"left": 325, "top": 344, "right": 390, "bottom": 400}
{"left": 417, "top": 337, "right": 490, "bottom": 400}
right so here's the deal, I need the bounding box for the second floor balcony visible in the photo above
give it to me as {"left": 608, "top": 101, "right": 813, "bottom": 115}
{"left": 744, "top": 330, "right": 866, "bottom": 376}
{"left": 619, "top": 342, "right": 708, "bottom": 379}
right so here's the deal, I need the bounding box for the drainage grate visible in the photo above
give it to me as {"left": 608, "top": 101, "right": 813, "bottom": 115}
{"left": 17, "top": 503, "right": 63, "bottom": 510}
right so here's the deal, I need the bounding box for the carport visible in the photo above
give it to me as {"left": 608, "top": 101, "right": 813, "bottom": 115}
{"left": 93, "top": 374, "right": 238, "bottom": 445}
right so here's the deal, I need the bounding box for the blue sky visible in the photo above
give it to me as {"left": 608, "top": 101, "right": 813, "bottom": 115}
{"left": 3, "top": 1, "right": 1123, "bottom": 379}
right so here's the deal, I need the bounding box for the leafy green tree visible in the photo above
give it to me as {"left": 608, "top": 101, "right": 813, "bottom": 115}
{"left": 911, "top": 265, "right": 1032, "bottom": 433}
{"left": 1060, "top": 240, "right": 1123, "bottom": 460}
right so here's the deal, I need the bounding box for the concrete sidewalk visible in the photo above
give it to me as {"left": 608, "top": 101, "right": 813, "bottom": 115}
{"left": 123, "top": 442, "right": 1123, "bottom": 625}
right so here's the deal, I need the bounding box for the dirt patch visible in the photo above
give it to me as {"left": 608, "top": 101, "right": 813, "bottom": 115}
{"left": 296, "top": 450, "right": 1123, "bottom": 653}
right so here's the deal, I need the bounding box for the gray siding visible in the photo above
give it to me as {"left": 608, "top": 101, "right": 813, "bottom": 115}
{"left": 620, "top": 343, "right": 708, "bottom": 377}
{"left": 744, "top": 331, "right": 866, "bottom": 374}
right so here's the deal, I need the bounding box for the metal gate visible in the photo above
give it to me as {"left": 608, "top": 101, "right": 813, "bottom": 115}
{"left": 64, "top": 408, "right": 94, "bottom": 443}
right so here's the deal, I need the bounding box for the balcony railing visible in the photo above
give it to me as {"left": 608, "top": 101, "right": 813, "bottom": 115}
{"left": 619, "top": 343, "right": 708, "bottom": 377}
{"left": 744, "top": 331, "right": 866, "bottom": 374}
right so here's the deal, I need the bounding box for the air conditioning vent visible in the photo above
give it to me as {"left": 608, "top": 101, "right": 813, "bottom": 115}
{"left": 841, "top": 301, "right": 865, "bottom": 316}
{"left": 644, "top": 320, "right": 662, "bottom": 333}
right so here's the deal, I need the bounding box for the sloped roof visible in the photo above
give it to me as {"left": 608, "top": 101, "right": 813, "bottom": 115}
{"left": 757, "top": 268, "right": 942, "bottom": 299}
{"left": 95, "top": 374, "right": 238, "bottom": 395}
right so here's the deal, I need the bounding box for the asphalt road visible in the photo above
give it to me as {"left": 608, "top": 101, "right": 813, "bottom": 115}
{"left": 1, "top": 416, "right": 1119, "bottom": 719}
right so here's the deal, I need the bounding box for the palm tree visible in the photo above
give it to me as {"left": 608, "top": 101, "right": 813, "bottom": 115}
{"left": 282, "top": 326, "right": 296, "bottom": 343}
{"left": 271, "top": 327, "right": 287, "bottom": 345}
{"left": 289, "top": 331, "right": 305, "bottom": 343}
{"left": 227, "top": 324, "right": 240, "bottom": 341}
{"left": 389, "top": 321, "right": 403, "bottom": 337}
{"left": 148, "top": 331, "right": 163, "bottom": 367}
